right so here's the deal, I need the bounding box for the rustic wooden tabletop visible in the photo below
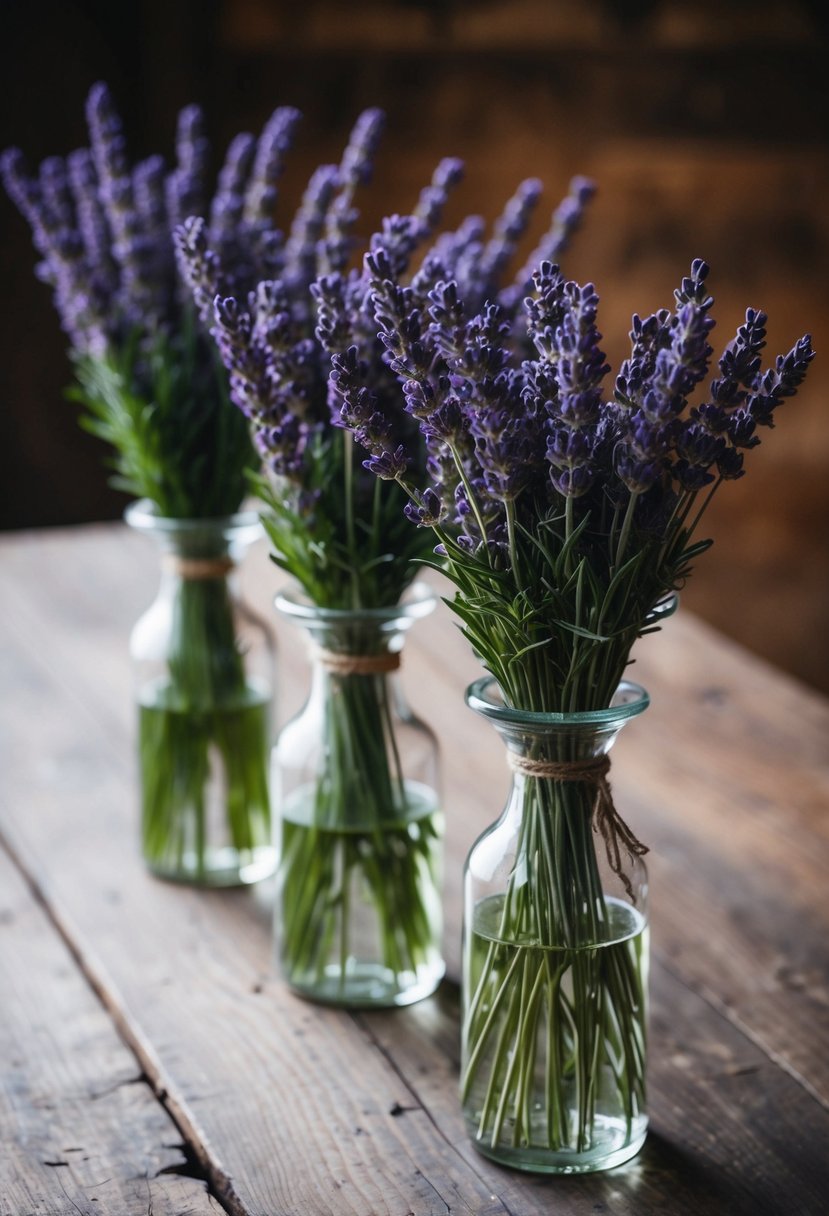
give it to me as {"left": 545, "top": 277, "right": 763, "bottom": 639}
{"left": 1, "top": 521, "right": 828, "bottom": 1216}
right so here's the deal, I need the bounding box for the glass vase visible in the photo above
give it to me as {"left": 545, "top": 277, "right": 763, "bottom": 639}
{"left": 273, "top": 583, "right": 444, "bottom": 1007}
{"left": 126, "top": 499, "right": 275, "bottom": 886}
{"left": 461, "top": 678, "right": 650, "bottom": 1174}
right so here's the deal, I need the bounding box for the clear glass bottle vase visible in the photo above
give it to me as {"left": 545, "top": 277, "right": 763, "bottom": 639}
{"left": 126, "top": 499, "right": 275, "bottom": 886}
{"left": 273, "top": 583, "right": 444, "bottom": 1007}
{"left": 461, "top": 678, "right": 650, "bottom": 1174}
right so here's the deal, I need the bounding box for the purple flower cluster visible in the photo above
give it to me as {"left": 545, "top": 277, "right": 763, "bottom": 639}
{"left": 613, "top": 260, "right": 814, "bottom": 496}
{"left": 1, "top": 82, "right": 302, "bottom": 368}
{"left": 333, "top": 246, "right": 814, "bottom": 559}
{"left": 174, "top": 109, "right": 593, "bottom": 512}
{"left": 174, "top": 119, "right": 465, "bottom": 490}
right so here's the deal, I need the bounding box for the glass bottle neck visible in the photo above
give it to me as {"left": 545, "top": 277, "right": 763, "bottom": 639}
{"left": 276, "top": 581, "right": 436, "bottom": 690}
{"left": 466, "top": 676, "right": 649, "bottom": 800}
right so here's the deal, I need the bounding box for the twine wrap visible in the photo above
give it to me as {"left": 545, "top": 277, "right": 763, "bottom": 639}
{"left": 163, "top": 554, "right": 234, "bottom": 579}
{"left": 314, "top": 649, "right": 401, "bottom": 676}
{"left": 508, "top": 751, "right": 648, "bottom": 896}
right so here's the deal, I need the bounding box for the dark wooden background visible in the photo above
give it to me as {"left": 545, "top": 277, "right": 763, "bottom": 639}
{"left": 2, "top": 0, "right": 828, "bottom": 692}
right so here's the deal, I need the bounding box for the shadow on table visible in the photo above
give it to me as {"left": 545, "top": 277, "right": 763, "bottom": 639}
{"left": 601, "top": 1130, "right": 759, "bottom": 1215}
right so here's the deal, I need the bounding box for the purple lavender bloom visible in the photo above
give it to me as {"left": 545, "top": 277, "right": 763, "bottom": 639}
{"left": 329, "top": 346, "right": 409, "bottom": 478}
{"left": 673, "top": 419, "right": 726, "bottom": 491}
{"left": 522, "top": 264, "right": 610, "bottom": 499}
{"left": 620, "top": 273, "right": 714, "bottom": 426}
{"left": 423, "top": 215, "right": 486, "bottom": 304}
{"left": 427, "top": 279, "right": 468, "bottom": 363}
{"left": 674, "top": 257, "right": 713, "bottom": 309}
{"left": 724, "top": 407, "right": 760, "bottom": 449}
{"left": 283, "top": 164, "right": 340, "bottom": 293}
{"left": 612, "top": 261, "right": 718, "bottom": 496}
{"left": 710, "top": 307, "right": 767, "bottom": 408}
{"left": 173, "top": 215, "right": 223, "bottom": 328}
{"left": 478, "top": 177, "right": 543, "bottom": 288}
{"left": 614, "top": 411, "right": 669, "bottom": 495}
{"left": 2, "top": 146, "right": 109, "bottom": 355}
{"left": 524, "top": 261, "right": 569, "bottom": 352}
{"left": 615, "top": 309, "right": 672, "bottom": 405}
{"left": 747, "top": 333, "right": 814, "bottom": 426}
{"left": 210, "top": 285, "right": 320, "bottom": 483}
{"left": 546, "top": 424, "right": 601, "bottom": 497}
{"left": 717, "top": 446, "right": 745, "bottom": 480}
{"left": 244, "top": 106, "right": 302, "bottom": 224}
{"left": 368, "top": 250, "right": 432, "bottom": 382}
{"left": 368, "top": 214, "right": 427, "bottom": 280}
{"left": 412, "top": 157, "right": 464, "bottom": 232}
{"left": 133, "top": 155, "right": 166, "bottom": 236}
{"left": 86, "top": 82, "right": 158, "bottom": 327}
{"left": 311, "top": 273, "right": 352, "bottom": 355}
{"left": 404, "top": 486, "right": 445, "bottom": 527}
{"left": 321, "top": 109, "right": 385, "bottom": 274}
{"left": 449, "top": 303, "right": 511, "bottom": 387}
{"left": 133, "top": 154, "right": 170, "bottom": 309}
{"left": 502, "top": 176, "right": 595, "bottom": 311}
{"left": 165, "top": 104, "right": 209, "bottom": 232}
{"left": 211, "top": 294, "right": 263, "bottom": 417}
{"left": 209, "top": 133, "right": 256, "bottom": 245}
{"left": 67, "top": 148, "right": 115, "bottom": 290}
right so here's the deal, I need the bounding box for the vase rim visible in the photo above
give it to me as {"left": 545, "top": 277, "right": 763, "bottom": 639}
{"left": 275, "top": 580, "right": 437, "bottom": 625}
{"left": 465, "top": 677, "right": 650, "bottom": 727}
{"left": 124, "top": 497, "right": 263, "bottom": 536}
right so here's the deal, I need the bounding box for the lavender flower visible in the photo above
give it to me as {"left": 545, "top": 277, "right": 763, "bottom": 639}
{"left": 1, "top": 146, "right": 108, "bottom": 355}
{"left": 244, "top": 106, "right": 302, "bottom": 224}
{"left": 413, "top": 157, "right": 465, "bottom": 231}
{"left": 173, "top": 214, "right": 222, "bottom": 328}
{"left": 283, "top": 164, "right": 340, "bottom": 294}
{"left": 336, "top": 243, "right": 814, "bottom": 619}
{"left": 500, "top": 175, "right": 596, "bottom": 311}
{"left": 67, "top": 148, "right": 115, "bottom": 291}
{"left": 86, "top": 82, "right": 160, "bottom": 328}
{"left": 320, "top": 108, "right": 385, "bottom": 275}
{"left": 165, "top": 104, "right": 209, "bottom": 232}
{"left": 3, "top": 80, "right": 261, "bottom": 517}
{"left": 480, "top": 178, "right": 543, "bottom": 285}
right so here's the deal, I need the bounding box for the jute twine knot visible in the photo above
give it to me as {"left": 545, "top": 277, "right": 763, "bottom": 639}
{"left": 507, "top": 751, "right": 648, "bottom": 897}
{"left": 315, "top": 649, "right": 401, "bottom": 676}
{"left": 163, "top": 554, "right": 234, "bottom": 579}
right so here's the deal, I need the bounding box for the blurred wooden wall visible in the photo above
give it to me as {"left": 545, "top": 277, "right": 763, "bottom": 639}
{"left": 2, "top": 0, "right": 827, "bottom": 693}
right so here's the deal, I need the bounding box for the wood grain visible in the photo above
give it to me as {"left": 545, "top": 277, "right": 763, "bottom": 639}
{"left": 1, "top": 521, "right": 828, "bottom": 1215}
{"left": 0, "top": 846, "right": 217, "bottom": 1216}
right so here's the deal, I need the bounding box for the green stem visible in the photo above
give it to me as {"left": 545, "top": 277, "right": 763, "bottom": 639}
{"left": 613, "top": 490, "right": 640, "bottom": 572}
{"left": 462, "top": 768, "right": 647, "bottom": 1159}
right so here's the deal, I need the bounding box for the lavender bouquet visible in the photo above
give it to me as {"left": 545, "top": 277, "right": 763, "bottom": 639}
{"left": 175, "top": 117, "right": 595, "bottom": 1002}
{"left": 334, "top": 249, "right": 813, "bottom": 1160}
{"left": 0, "top": 84, "right": 292, "bottom": 884}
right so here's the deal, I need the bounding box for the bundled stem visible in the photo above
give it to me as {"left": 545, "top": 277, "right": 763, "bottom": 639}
{"left": 276, "top": 610, "right": 441, "bottom": 1004}
{"left": 279, "top": 665, "right": 440, "bottom": 996}
{"left": 130, "top": 509, "right": 272, "bottom": 884}
{"left": 462, "top": 741, "right": 647, "bottom": 1160}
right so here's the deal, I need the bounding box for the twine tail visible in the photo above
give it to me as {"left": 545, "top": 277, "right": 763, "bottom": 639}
{"left": 593, "top": 770, "right": 649, "bottom": 900}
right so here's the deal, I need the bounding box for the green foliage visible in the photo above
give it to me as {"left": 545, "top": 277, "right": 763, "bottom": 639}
{"left": 256, "top": 430, "right": 434, "bottom": 610}
{"left": 71, "top": 313, "right": 254, "bottom": 519}
{"left": 430, "top": 490, "right": 708, "bottom": 714}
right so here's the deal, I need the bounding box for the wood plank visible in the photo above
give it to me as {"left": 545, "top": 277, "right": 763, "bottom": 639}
{"left": 0, "top": 534, "right": 517, "bottom": 1216}
{"left": 0, "top": 845, "right": 218, "bottom": 1216}
{"left": 357, "top": 965, "right": 829, "bottom": 1216}
{"left": 408, "top": 591, "right": 829, "bottom": 1106}
{"left": 2, "top": 522, "right": 829, "bottom": 1213}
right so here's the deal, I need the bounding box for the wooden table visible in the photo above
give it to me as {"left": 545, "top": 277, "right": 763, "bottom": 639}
{"left": 1, "top": 521, "right": 828, "bottom": 1216}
